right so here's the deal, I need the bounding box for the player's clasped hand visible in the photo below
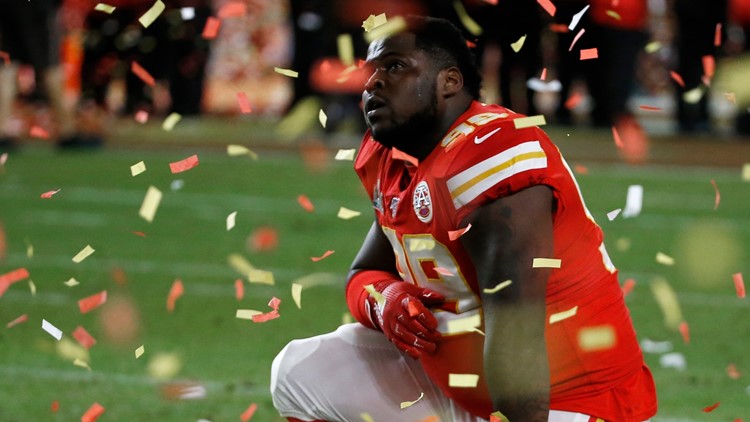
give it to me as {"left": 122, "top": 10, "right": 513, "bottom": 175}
{"left": 370, "top": 281, "right": 446, "bottom": 359}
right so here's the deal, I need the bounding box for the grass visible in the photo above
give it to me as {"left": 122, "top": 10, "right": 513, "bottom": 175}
{"left": 0, "top": 133, "right": 748, "bottom": 421}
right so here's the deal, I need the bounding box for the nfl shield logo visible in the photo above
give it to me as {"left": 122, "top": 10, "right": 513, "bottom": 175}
{"left": 413, "top": 181, "right": 433, "bottom": 223}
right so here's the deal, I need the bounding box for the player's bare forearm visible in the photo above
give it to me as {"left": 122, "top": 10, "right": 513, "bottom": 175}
{"left": 461, "top": 185, "right": 553, "bottom": 421}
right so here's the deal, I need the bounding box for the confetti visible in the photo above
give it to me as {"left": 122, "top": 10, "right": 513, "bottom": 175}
{"left": 335, "top": 149, "right": 356, "bottom": 160}
{"left": 29, "top": 125, "right": 49, "bottom": 139}
{"left": 605, "top": 10, "right": 621, "bottom": 20}
{"left": 51, "top": 400, "right": 59, "bottom": 412}
{"left": 574, "top": 164, "right": 588, "bottom": 174}
{"left": 361, "top": 413, "right": 375, "bottom": 422}
{"left": 743, "top": 163, "right": 750, "bottom": 181}
{"left": 81, "top": 402, "right": 105, "bottom": 422}
{"left": 167, "top": 279, "right": 184, "bottom": 312}
{"left": 679, "top": 321, "right": 690, "bottom": 344}
{"left": 446, "top": 314, "right": 481, "bottom": 334}
{"left": 337, "top": 34, "right": 354, "bottom": 66}
{"left": 537, "top": 0, "right": 556, "bottom": 16}
{"left": 40, "top": 189, "right": 61, "bottom": 199}
{"left": 621, "top": 278, "right": 636, "bottom": 297}
{"left": 639, "top": 105, "right": 662, "bottom": 111}
{"left": 248, "top": 269, "right": 274, "bottom": 285}
{"left": 180, "top": 7, "right": 195, "bottom": 20}
{"left": 139, "top": 186, "right": 162, "bottom": 222}
{"left": 252, "top": 310, "right": 280, "bottom": 323}
{"left": 135, "top": 345, "right": 145, "bottom": 359}
{"left": 240, "top": 403, "right": 258, "bottom": 421}
{"left": 622, "top": 184, "right": 643, "bottom": 218}
{"left": 233, "top": 279, "right": 244, "bottom": 301}
{"left": 448, "top": 224, "right": 471, "bottom": 241}
{"left": 131, "top": 61, "right": 155, "bottom": 86}
{"left": 532, "top": 258, "right": 561, "bottom": 268}
{"left": 710, "top": 179, "right": 720, "bottom": 210}
{"left": 274, "top": 67, "right": 299, "bottom": 78}
{"left": 0, "top": 152, "right": 6, "bottom": 165}
{"left": 28, "top": 279, "right": 36, "bottom": 296}
{"left": 670, "top": 70, "right": 685, "bottom": 88}
{"left": 162, "top": 112, "right": 182, "bottom": 131}
{"left": 703, "top": 55, "right": 716, "bottom": 80}
{"left": 236, "top": 309, "right": 262, "bottom": 320}
{"left": 201, "top": 16, "right": 221, "bottom": 39}
{"left": 72, "top": 326, "right": 97, "bottom": 349}
{"left": 578, "top": 325, "right": 616, "bottom": 351}
{"left": 248, "top": 227, "right": 278, "bottom": 252}
{"left": 72, "top": 245, "right": 95, "bottom": 263}
{"left": 94, "top": 3, "right": 116, "bottom": 13}
{"left": 364, "top": 15, "right": 407, "bottom": 42}
{"left": 6, "top": 314, "right": 28, "bottom": 328}
{"left": 74, "top": 358, "right": 91, "bottom": 370}
{"left": 64, "top": 277, "right": 79, "bottom": 287}
{"left": 490, "top": 412, "right": 510, "bottom": 422}
{"left": 453, "top": 1, "right": 483, "bottom": 36}
{"left": 42, "top": 319, "right": 63, "bottom": 340}
{"left": 568, "top": 5, "right": 590, "bottom": 30}
{"left": 580, "top": 48, "right": 598, "bottom": 60}
{"left": 311, "top": 250, "right": 335, "bottom": 262}
{"left": 236, "top": 92, "right": 252, "bottom": 114}
{"left": 483, "top": 279, "right": 512, "bottom": 294}
{"left": 297, "top": 195, "right": 315, "bottom": 212}
{"left": 714, "top": 23, "right": 722, "bottom": 47}
{"left": 565, "top": 92, "right": 582, "bottom": 109}
{"left": 139, "top": 0, "right": 165, "bottom": 28}
{"left": 364, "top": 284, "right": 386, "bottom": 307}
{"left": 227, "top": 144, "right": 258, "bottom": 160}
{"left": 733, "top": 273, "right": 745, "bottom": 298}
{"left": 318, "top": 109, "right": 327, "bottom": 128}
{"left": 656, "top": 252, "right": 675, "bottom": 266}
{"left": 291, "top": 283, "right": 303, "bottom": 309}
{"left": 724, "top": 92, "right": 736, "bottom": 104}
{"left": 361, "top": 13, "right": 387, "bottom": 32}
{"left": 78, "top": 291, "right": 107, "bottom": 314}
{"left": 650, "top": 277, "right": 683, "bottom": 330}
{"left": 448, "top": 373, "right": 479, "bottom": 388}
{"left": 702, "top": 402, "right": 720, "bottom": 412}
{"left": 606, "top": 208, "right": 622, "bottom": 221}
{"left": 226, "top": 211, "right": 237, "bottom": 231}
{"left": 549, "top": 305, "right": 578, "bottom": 324}
{"left": 135, "top": 109, "right": 149, "bottom": 123}
{"left": 683, "top": 86, "right": 705, "bottom": 104}
{"left": 540, "top": 68, "right": 547, "bottom": 81}
{"left": 435, "top": 267, "right": 454, "bottom": 276}
{"left": 0, "top": 268, "right": 30, "bottom": 298}
{"left": 644, "top": 41, "right": 662, "bottom": 53}
{"left": 337, "top": 207, "right": 361, "bottom": 219}
{"left": 218, "top": 1, "right": 246, "bottom": 18}
{"left": 400, "top": 392, "right": 425, "bottom": 409}
{"left": 407, "top": 300, "right": 421, "bottom": 317}
{"left": 130, "top": 161, "right": 146, "bottom": 176}
{"left": 513, "top": 115, "right": 546, "bottom": 129}
{"left": 726, "top": 363, "right": 741, "bottom": 379}
{"left": 568, "top": 28, "right": 585, "bottom": 52}
{"left": 510, "top": 34, "right": 527, "bottom": 53}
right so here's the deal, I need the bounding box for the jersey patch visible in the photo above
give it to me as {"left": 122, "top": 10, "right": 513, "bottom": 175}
{"left": 413, "top": 181, "right": 433, "bottom": 223}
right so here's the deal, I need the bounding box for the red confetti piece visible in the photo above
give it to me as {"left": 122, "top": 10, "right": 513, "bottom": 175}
{"left": 240, "top": 403, "right": 257, "bottom": 421}
{"left": 234, "top": 279, "right": 244, "bottom": 301}
{"left": 679, "top": 321, "right": 690, "bottom": 344}
{"left": 407, "top": 300, "right": 421, "bottom": 317}
{"left": 0, "top": 222, "right": 6, "bottom": 262}
{"left": 169, "top": 154, "right": 200, "bottom": 173}
{"left": 134, "top": 110, "right": 149, "bottom": 123}
{"left": 448, "top": 224, "right": 472, "bottom": 241}
{"left": 481, "top": 0, "right": 498, "bottom": 4}
{"left": 249, "top": 226, "right": 279, "bottom": 252}
{"left": 670, "top": 70, "right": 685, "bottom": 88}
{"left": 0, "top": 267, "right": 30, "bottom": 297}
{"left": 311, "top": 250, "right": 335, "bottom": 262}
{"left": 466, "top": 40, "right": 476, "bottom": 48}
{"left": 537, "top": 0, "right": 556, "bottom": 16}
{"left": 78, "top": 291, "right": 108, "bottom": 314}
{"left": 418, "top": 416, "right": 440, "bottom": 422}
{"left": 167, "top": 279, "right": 184, "bottom": 312}
{"left": 202, "top": 16, "right": 221, "bottom": 39}
{"left": 702, "top": 55, "right": 715, "bottom": 79}
{"left": 50, "top": 400, "right": 59, "bottom": 413}
{"left": 726, "top": 363, "right": 741, "bottom": 379}
{"left": 733, "top": 273, "right": 745, "bottom": 298}
{"left": 297, "top": 195, "right": 315, "bottom": 212}
{"left": 710, "top": 179, "right": 720, "bottom": 210}
{"left": 611, "top": 126, "right": 624, "bottom": 148}
{"left": 540, "top": 68, "right": 547, "bottom": 81}
{"left": 549, "top": 23, "right": 569, "bottom": 33}
{"left": 569, "top": 28, "right": 585, "bottom": 52}
{"left": 564, "top": 92, "right": 582, "bottom": 110}
{"left": 30, "top": 126, "right": 49, "bottom": 139}
{"left": 131, "top": 61, "right": 155, "bottom": 86}
{"left": 714, "top": 23, "right": 722, "bottom": 47}
{"left": 702, "top": 402, "right": 720, "bottom": 412}
{"left": 269, "top": 296, "right": 281, "bottom": 311}
{"left": 237, "top": 92, "right": 252, "bottom": 114}
{"left": 490, "top": 413, "right": 504, "bottom": 422}
{"left": 81, "top": 402, "right": 105, "bottom": 422}
{"left": 133, "top": 231, "right": 147, "bottom": 237}
{"left": 621, "top": 278, "right": 636, "bottom": 297}
{"left": 573, "top": 164, "right": 588, "bottom": 174}
{"left": 72, "top": 326, "right": 97, "bottom": 350}
{"left": 251, "top": 310, "right": 279, "bottom": 323}
{"left": 6, "top": 314, "right": 28, "bottom": 328}
{"left": 639, "top": 105, "right": 662, "bottom": 111}
{"left": 40, "top": 189, "right": 61, "bottom": 199}
{"left": 218, "top": 1, "right": 246, "bottom": 18}
{"left": 580, "top": 48, "right": 598, "bottom": 60}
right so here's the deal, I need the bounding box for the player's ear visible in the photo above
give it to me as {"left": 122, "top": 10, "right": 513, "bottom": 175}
{"left": 439, "top": 67, "right": 464, "bottom": 98}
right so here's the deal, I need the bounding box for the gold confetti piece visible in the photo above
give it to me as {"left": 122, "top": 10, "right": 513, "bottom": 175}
{"left": 483, "top": 279, "right": 512, "bottom": 294}
{"left": 362, "top": 13, "right": 387, "bottom": 32}
{"left": 364, "top": 15, "right": 407, "bottom": 43}
{"left": 28, "top": 280, "right": 36, "bottom": 296}
{"left": 72, "top": 245, "right": 96, "bottom": 263}
{"left": 94, "top": 3, "right": 116, "bottom": 14}
{"left": 607, "top": 208, "right": 622, "bottom": 221}
{"left": 650, "top": 277, "right": 683, "bottom": 330}
{"left": 741, "top": 163, "right": 750, "bottom": 181}
{"left": 236, "top": 309, "right": 262, "bottom": 320}
{"left": 135, "top": 345, "right": 145, "bottom": 359}
{"left": 453, "top": 1, "right": 483, "bottom": 36}
{"left": 64, "top": 277, "right": 79, "bottom": 287}
{"left": 74, "top": 358, "right": 91, "bottom": 370}
{"left": 723, "top": 92, "right": 736, "bottom": 104}
{"left": 139, "top": 0, "right": 165, "bottom": 28}
{"left": 605, "top": 10, "right": 621, "bottom": 20}
{"left": 448, "top": 373, "right": 479, "bottom": 388}
{"left": 291, "top": 283, "right": 303, "bottom": 309}
{"left": 510, "top": 34, "right": 527, "bottom": 53}
{"left": 364, "top": 284, "right": 386, "bottom": 307}
{"left": 568, "top": 4, "right": 589, "bottom": 30}
{"left": 342, "top": 312, "right": 353, "bottom": 325}
{"left": 162, "top": 112, "right": 182, "bottom": 131}
{"left": 318, "top": 109, "right": 327, "bottom": 128}
{"left": 549, "top": 305, "right": 578, "bottom": 324}
{"left": 147, "top": 352, "right": 182, "bottom": 380}
{"left": 248, "top": 269, "right": 274, "bottom": 285}
{"left": 532, "top": 257, "right": 561, "bottom": 268}
{"left": 337, "top": 34, "right": 354, "bottom": 66}
{"left": 335, "top": 149, "right": 356, "bottom": 160}
{"left": 655, "top": 252, "right": 675, "bottom": 266}
{"left": 622, "top": 184, "right": 643, "bottom": 218}
{"left": 578, "top": 325, "right": 616, "bottom": 351}
{"left": 513, "top": 115, "right": 546, "bottom": 129}
{"left": 446, "top": 314, "right": 481, "bottom": 334}
{"left": 227, "top": 144, "right": 258, "bottom": 160}
{"left": 228, "top": 253, "right": 255, "bottom": 276}
{"left": 337, "top": 207, "right": 361, "bottom": 219}
{"left": 644, "top": 41, "right": 662, "bottom": 53}
{"left": 409, "top": 238, "right": 435, "bottom": 252}
{"left": 227, "top": 211, "right": 237, "bottom": 231}
{"left": 42, "top": 319, "right": 63, "bottom": 340}
{"left": 682, "top": 85, "right": 705, "bottom": 104}
{"left": 274, "top": 67, "right": 299, "bottom": 78}
{"left": 130, "top": 161, "right": 146, "bottom": 176}
{"left": 400, "top": 392, "right": 425, "bottom": 409}
{"left": 139, "top": 186, "right": 162, "bottom": 223}
{"left": 360, "top": 413, "right": 375, "bottom": 422}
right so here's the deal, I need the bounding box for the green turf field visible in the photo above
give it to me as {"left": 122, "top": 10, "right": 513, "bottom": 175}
{"left": 0, "top": 135, "right": 748, "bottom": 421}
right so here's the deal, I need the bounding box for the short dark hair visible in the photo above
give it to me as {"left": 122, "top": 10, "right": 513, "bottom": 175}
{"left": 405, "top": 15, "right": 482, "bottom": 100}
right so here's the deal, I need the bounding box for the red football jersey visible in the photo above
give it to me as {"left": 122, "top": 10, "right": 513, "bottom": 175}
{"left": 354, "top": 101, "right": 657, "bottom": 421}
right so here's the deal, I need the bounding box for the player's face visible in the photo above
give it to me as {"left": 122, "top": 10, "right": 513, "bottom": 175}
{"left": 362, "top": 33, "right": 440, "bottom": 149}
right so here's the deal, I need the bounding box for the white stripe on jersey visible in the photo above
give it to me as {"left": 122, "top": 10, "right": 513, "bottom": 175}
{"left": 447, "top": 140, "right": 547, "bottom": 210}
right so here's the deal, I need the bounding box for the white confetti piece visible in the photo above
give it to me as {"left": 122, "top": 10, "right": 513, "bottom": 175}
{"left": 337, "top": 207, "right": 361, "bottom": 220}
{"left": 291, "top": 283, "right": 303, "bottom": 309}
{"left": 162, "top": 112, "right": 182, "bottom": 131}
{"left": 532, "top": 258, "right": 561, "bottom": 268}
{"left": 274, "top": 67, "right": 299, "bottom": 78}
{"left": 622, "top": 185, "right": 643, "bottom": 218}
{"left": 72, "top": 245, "right": 95, "bottom": 263}
{"left": 130, "top": 161, "right": 146, "bottom": 176}
{"left": 568, "top": 4, "right": 589, "bottom": 30}
{"left": 607, "top": 208, "right": 622, "bottom": 221}
{"left": 226, "top": 211, "right": 237, "bottom": 231}
{"left": 513, "top": 115, "right": 546, "bottom": 129}
{"left": 399, "top": 392, "right": 425, "bottom": 409}
{"left": 656, "top": 252, "right": 675, "bottom": 266}
{"left": 135, "top": 345, "right": 145, "bottom": 359}
{"left": 139, "top": 0, "right": 165, "bottom": 28}
{"left": 549, "top": 305, "right": 578, "bottom": 324}
{"left": 319, "top": 109, "right": 327, "bottom": 128}
{"left": 180, "top": 6, "right": 194, "bottom": 20}
{"left": 448, "top": 373, "right": 479, "bottom": 388}
{"left": 94, "top": 3, "right": 116, "bottom": 14}
{"left": 64, "top": 277, "right": 79, "bottom": 287}
{"left": 335, "top": 149, "right": 356, "bottom": 160}
{"left": 446, "top": 314, "right": 481, "bottom": 334}
{"left": 139, "top": 186, "right": 162, "bottom": 223}
{"left": 42, "top": 319, "right": 63, "bottom": 340}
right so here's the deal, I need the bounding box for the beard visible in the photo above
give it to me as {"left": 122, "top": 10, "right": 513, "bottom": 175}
{"left": 369, "top": 83, "right": 439, "bottom": 152}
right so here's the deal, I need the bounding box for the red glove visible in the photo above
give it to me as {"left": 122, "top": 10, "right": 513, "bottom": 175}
{"left": 368, "top": 280, "right": 446, "bottom": 359}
